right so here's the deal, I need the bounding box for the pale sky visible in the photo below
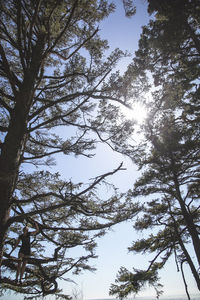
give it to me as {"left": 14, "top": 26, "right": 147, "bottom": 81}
{"left": 2, "top": 1, "right": 200, "bottom": 299}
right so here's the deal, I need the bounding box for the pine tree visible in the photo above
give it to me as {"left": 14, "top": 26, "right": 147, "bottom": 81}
{"left": 0, "top": 0, "right": 138, "bottom": 297}
{"left": 110, "top": 0, "right": 200, "bottom": 298}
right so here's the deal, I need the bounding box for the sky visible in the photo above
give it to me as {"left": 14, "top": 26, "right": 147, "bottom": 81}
{"left": 2, "top": 1, "right": 200, "bottom": 300}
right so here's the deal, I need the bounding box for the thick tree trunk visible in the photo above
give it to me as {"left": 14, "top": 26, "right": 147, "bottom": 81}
{"left": 0, "top": 100, "right": 28, "bottom": 276}
{"left": 0, "top": 33, "right": 45, "bottom": 272}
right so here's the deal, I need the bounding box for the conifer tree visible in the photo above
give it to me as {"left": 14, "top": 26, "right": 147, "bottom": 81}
{"left": 110, "top": 0, "right": 200, "bottom": 298}
{"left": 0, "top": 0, "right": 138, "bottom": 297}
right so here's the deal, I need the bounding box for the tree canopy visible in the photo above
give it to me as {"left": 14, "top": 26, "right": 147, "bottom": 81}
{"left": 110, "top": 0, "right": 200, "bottom": 298}
{"left": 0, "top": 0, "right": 139, "bottom": 298}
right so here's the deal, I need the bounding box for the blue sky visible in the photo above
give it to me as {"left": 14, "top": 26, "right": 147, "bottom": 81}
{"left": 2, "top": 1, "right": 199, "bottom": 299}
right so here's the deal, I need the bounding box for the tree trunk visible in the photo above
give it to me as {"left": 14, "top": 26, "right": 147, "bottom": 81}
{"left": 172, "top": 168, "right": 200, "bottom": 267}
{"left": 0, "top": 207, "right": 11, "bottom": 278}
{"left": 0, "top": 33, "right": 45, "bottom": 272}
{"left": 0, "top": 99, "right": 29, "bottom": 275}
{"left": 171, "top": 212, "right": 200, "bottom": 291}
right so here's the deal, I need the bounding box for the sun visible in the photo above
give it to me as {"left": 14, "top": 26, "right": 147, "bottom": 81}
{"left": 122, "top": 102, "right": 148, "bottom": 124}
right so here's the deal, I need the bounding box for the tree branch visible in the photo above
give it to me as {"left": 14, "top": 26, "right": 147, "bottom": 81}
{"left": 7, "top": 163, "right": 125, "bottom": 226}
{"left": 44, "top": 0, "right": 79, "bottom": 56}
{"left": 0, "top": 95, "right": 13, "bottom": 113}
{"left": 0, "top": 125, "right": 8, "bottom": 132}
{"left": 0, "top": 44, "right": 18, "bottom": 95}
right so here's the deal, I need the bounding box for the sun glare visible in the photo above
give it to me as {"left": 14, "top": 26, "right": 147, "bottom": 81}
{"left": 122, "top": 102, "right": 148, "bottom": 124}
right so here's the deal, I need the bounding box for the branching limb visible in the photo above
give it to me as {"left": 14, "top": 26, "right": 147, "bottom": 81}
{"left": 7, "top": 163, "right": 125, "bottom": 226}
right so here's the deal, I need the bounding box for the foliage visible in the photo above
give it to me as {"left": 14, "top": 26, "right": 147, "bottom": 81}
{"left": 110, "top": 266, "right": 163, "bottom": 299}
{"left": 0, "top": 0, "right": 139, "bottom": 298}
{"left": 110, "top": 0, "right": 200, "bottom": 298}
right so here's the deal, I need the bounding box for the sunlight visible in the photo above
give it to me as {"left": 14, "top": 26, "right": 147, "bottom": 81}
{"left": 122, "top": 102, "right": 148, "bottom": 124}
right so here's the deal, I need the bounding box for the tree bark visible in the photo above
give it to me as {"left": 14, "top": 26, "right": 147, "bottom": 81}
{"left": 170, "top": 210, "right": 200, "bottom": 291}
{"left": 0, "top": 31, "right": 46, "bottom": 272}
{"left": 173, "top": 173, "right": 200, "bottom": 267}
{"left": 0, "top": 100, "right": 28, "bottom": 275}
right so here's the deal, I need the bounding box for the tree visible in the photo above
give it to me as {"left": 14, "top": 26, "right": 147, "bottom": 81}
{"left": 110, "top": 113, "right": 200, "bottom": 299}
{"left": 110, "top": 0, "right": 200, "bottom": 298}
{"left": 0, "top": 0, "right": 139, "bottom": 298}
